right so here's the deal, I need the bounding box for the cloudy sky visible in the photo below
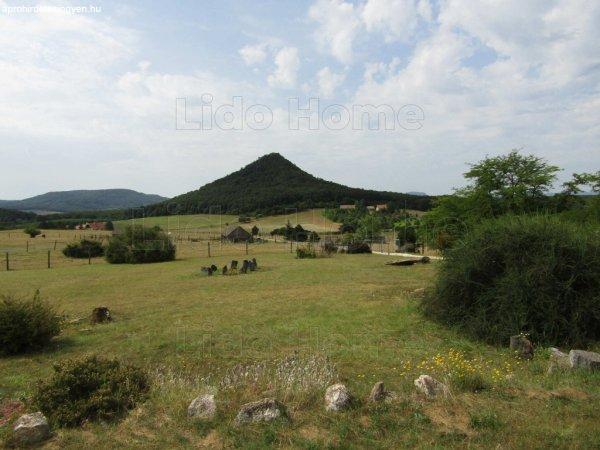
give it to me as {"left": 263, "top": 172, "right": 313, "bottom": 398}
{"left": 1, "top": 0, "right": 599, "bottom": 199}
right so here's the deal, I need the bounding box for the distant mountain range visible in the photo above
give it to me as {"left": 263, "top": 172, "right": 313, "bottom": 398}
{"left": 0, "top": 189, "right": 168, "bottom": 213}
{"left": 144, "top": 153, "right": 431, "bottom": 216}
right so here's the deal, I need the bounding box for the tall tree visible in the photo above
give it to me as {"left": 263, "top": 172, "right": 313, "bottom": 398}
{"left": 463, "top": 150, "right": 559, "bottom": 214}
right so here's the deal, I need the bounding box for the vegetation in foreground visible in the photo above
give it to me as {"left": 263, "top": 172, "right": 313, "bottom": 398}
{"left": 0, "top": 291, "right": 61, "bottom": 356}
{"left": 0, "top": 250, "right": 598, "bottom": 448}
{"left": 423, "top": 215, "right": 600, "bottom": 346}
{"left": 34, "top": 355, "right": 149, "bottom": 427}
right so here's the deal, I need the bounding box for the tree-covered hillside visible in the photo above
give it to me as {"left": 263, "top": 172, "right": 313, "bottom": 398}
{"left": 145, "top": 153, "right": 430, "bottom": 216}
{"left": 0, "top": 189, "right": 168, "bottom": 213}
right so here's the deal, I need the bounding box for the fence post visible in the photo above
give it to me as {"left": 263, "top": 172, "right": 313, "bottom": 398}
{"left": 290, "top": 241, "right": 293, "bottom": 253}
{"left": 5, "top": 252, "right": 8, "bottom": 271}
{"left": 207, "top": 242, "right": 211, "bottom": 258}
{"left": 88, "top": 251, "right": 91, "bottom": 265}
{"left": 26, "top": 241, "right": 29, "bottom": 252}
{"left": 245, "top": 241, "right": 248, "bottom": 255}
{"left": 48, "top": 250, "right": 51, "bottom": 269}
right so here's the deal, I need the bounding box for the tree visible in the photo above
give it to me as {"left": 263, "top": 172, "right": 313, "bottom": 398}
{"left": 105, "top": 221, "right": 114, "bottom": 231}
{"left": 24, "top": 225, "right": 41, "bottom": 238}
{"left": 464, "top": 150, "right": 559, "bottom": 214}
{"left": 251, "top": 225, "right": 259, "bottom": 236}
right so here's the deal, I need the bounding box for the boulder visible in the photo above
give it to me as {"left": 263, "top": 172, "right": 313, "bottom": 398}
{"left": 234, "top": 398, "right": 288, "bottom": 425}
{"left": 13, "top": 412, "right": 50, "bottom": 445}
{"left": 386, "top": 259, "right": 417, "bottom": 266}
{"left": 414, "top": 375, "right": 448, "bottom": 398}
{"left": 510, "top": 335, "right": 534, "bottom": 360}
{"left": 230, "top": 260, "right": 238, "bottom": 270}
{"left": 187, "top": 394, "right": 216, "bottom": 419}
{"left": 252, "top": 258, "right": 258, "bottom": 268}
{"left": 222, "top": 265, "right": 228, "bottom": 275}
{"left": 420, "top": 256, "right": 431, "bottom": 264}
{"left": 91, "top": 307, "right": 111, "bottom": 324}
{"left": 325, "top": 383, "right": 352, "bottom": 411}
{"left": 548, "top": 347, "right": 570, "bottom": 373}
{"left": 368, "top": 381, "right": 388, "bottom": 402}
{"left": 569, "top": 350, "right": 600, "bottom": 371}
{"left": 210, "top": 264, "right": 218, "bottom": 272}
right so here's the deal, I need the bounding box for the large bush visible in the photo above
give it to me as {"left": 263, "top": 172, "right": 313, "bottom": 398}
{"left": 33, "top": 355, "right": 149, "bottom": 427}
{"left": 0, "top": 291, "right": 61, "bottom": 355}
{"left": 105, "top": 225, "right": 175, "bottom": 264}
{"left": 422, "top": 215, "right": 600, "bottom": 346}
{"left": 62, "top": 239, "right": 104, "bottom": 258}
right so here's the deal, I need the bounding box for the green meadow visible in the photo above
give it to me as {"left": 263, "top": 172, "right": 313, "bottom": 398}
{"left": 1, "top": 232, "right": 598, "bottom": 449}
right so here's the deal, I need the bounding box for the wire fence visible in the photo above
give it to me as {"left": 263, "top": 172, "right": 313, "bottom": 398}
{"left": 0, "top": 229, "right": 414, "bottom": 272}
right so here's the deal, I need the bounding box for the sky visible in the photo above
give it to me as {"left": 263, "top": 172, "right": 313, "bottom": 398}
{"left": 1, "top": 0, "right": 599, "bottom": 200}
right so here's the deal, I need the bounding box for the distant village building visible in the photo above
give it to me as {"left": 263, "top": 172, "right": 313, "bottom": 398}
{"left": 75, "top": 221, "right": 107, "bottom": 231}
{"left": 376, "top": 204, "right": 388, "bottom": 211}
{"left": 222, "top": 225, "right": 252, "bottom": 242}
{"left": 339, "top": 205, "right": 356, "bottom": 210}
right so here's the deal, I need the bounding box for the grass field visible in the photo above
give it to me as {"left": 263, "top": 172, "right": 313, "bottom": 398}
{"left": 1, "top": 236, "right": 599, "bottom": 449}
{"left": 114, "top": 209, "right": 340, "bottom": 236}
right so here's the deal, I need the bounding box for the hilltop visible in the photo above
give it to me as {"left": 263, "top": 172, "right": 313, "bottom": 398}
{"left": 145, "top": 153, "right": 430, "bottom": 216}
{"left": 0, "top": 189, "right": 168, "bottom": 214}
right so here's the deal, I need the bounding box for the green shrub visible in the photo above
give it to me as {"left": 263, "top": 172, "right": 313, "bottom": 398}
{"left": 296, "top": 245, "right": 317, "bottom": 259}
{"left": 105, "top": 225, "right": 175, "bottom": 264}
{"left": 33, "top": 355, "right": 149, "bottom": 427}
{"left": 23, "top": 226, "right": 41, "bottom": 238}
{"left": 0, "top": 291, "right": 61, "bottom": 355}
{"left": 422, "top": 215, "right": 600, "bottom": 346}
{"left": 62, "top": 239, "right": 104, "bottom": 258}
{"left": 347, "top": 242, "right": 372, "bottom": 254}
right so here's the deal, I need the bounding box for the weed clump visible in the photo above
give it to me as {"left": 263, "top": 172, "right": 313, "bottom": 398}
{"left": 296, "top": 245, "right": 317, "bottom": 259}
{"left": 0, "top": 291, "right": 61, "bottom": 356}
{"left": 33, "top": 355, "right": 149, "bottom": 427}
{"left": 422, "top": 215, "right": 600, "bottom": 346}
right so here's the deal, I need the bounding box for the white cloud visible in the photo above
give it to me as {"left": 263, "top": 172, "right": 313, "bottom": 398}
{"left": 238, "top": 43, "right": 267, "bottom": 65}
{"left": 308, "top": 0, "right": 361, "bottom": 64}
{"left": 317, "top": 67, "right": 346, "bottom": 97}
{"left": 362, "top": 0, "right": 427, "bottom": 43}
{"left": 267, "top": 47, "right": 300, "bottom": 88}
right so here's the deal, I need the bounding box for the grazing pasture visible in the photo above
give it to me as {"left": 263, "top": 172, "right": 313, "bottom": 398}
{"left": 0, "top": 231, "right": 598, "bottom": 448}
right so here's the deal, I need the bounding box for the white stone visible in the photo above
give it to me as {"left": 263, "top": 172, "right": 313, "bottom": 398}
{"left": 325, "top": 383, "right": 352, "bottom": 411}
{"left": 414, "top": 375, "right": 448, "bottom": 398}
{"left": 569, "top": 350, "right": 600, "bottom": 371}
{"left": 234, "top": 398, "right": 287, "bottom": 425}
{"left": 13, "top": 412, "right": 50, "bottom": 445}
{"left": 187, "top": 394, "right": 216, "bottom": 419}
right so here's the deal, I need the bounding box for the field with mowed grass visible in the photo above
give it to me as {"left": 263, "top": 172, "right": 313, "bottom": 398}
{"left": 1, "top": 240, "right": 599, "bottom": 448}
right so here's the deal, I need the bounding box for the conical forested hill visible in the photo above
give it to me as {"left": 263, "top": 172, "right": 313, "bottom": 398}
{"left": 145, "top": 153, "right": 430, "bottom": 215}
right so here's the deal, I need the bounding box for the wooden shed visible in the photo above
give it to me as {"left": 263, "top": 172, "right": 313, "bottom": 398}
{"left": 222, "top": 225, "right": 252, "bottom": 242}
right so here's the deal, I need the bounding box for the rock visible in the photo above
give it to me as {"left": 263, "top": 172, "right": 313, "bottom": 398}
{"left": 569, "top": 350, "right": 600, "bottom": 371}
{"left": 420, "top": 256, "right": 430, "bottom": 264}
{"left": 230, "top": 260, "right": 238, "bottom": 270}
{"left": 368, "top": 381, "right": 388, "bottom": 402}
{"left": 187, "top": 394, "right": 216, "bottom": 419}
{"left": 240, "top": 260, "right": 249, "bottom": 274}
{"left": 325, "top": 383, "right": 353, "bottom": 411}
{"left": 210, "top": 264, "right": 218, "bottom": 272}
{"left": 252, "top": 258, "right": 258, "bottom": 268}
{"left": 412, "top": 288, "right": 426, "bottom": 296}
{"left": 510, "top": 335, "right": 534, "bottom": 360}
{"left": 414, "top": 375, "right": 448, "bottom": 398}
{"left": 91, "top": 307, "right": 111, "bottom": 324}
{"left": 13, "top": 412, "right": 50, "bottom": 445}
{"left": 234, "top": 398, "right": 288, "bottom": 425}
{"left": 222, "top": 265, "right": 228, "bottom": 275}
{"left": 548, "top": 347, "right": 570, "bottom": 373}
